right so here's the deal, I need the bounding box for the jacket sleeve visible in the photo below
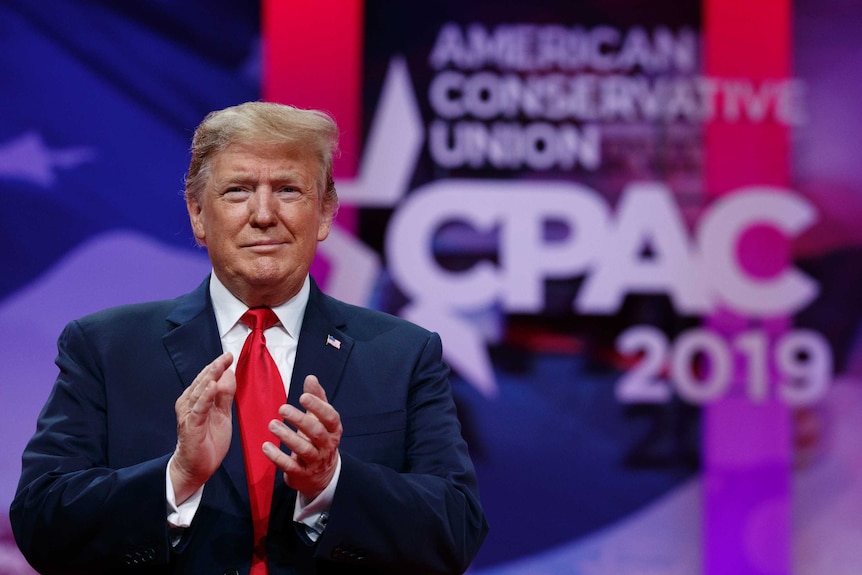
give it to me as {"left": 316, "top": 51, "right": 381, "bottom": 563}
{"left": 311, "top": 332, "right": 489, "bottom": 574}
{"left": 10, "top": 319, "right": 174, "bottom": 574}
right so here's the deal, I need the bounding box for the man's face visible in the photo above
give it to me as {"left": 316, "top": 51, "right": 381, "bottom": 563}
{"left": 187, "top": 142, "right": 334, "bottom": 307}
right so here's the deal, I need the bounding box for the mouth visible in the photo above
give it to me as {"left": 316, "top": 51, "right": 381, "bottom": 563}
{"left": 242, "top": 241, "right": 286, "bottom": 253}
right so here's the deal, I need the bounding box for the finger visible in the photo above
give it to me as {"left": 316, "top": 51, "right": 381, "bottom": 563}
{"left": 279, "top": 403, "right": 332, "bottom": 446}
{"left": 298, "top": 395, "right": 342, "bottom": 435}
{"left": 262, "top": 441, "right": 302, "bottom": 472}
{"left": 298, "top": 377, "right": 341, "bottom": 429}
{"left": 185, "top": 352, "right": 233, "bottom": 398}
{"left": 279, "top": 403, "right": 318, "bottom": 430}
{"left": 190, "top": 380, "right": 220, "bottom": 419}
{"left": 183, "top": 352, "right": 234, "bottom": 417}
{"left": 302, "top": 375, "right": 327, "bottom": 401}
{"left": 212, "top": 369, "right": 237, "bottom": 412}
{"left": 264, "top": 425, "right": 317, "bottom": 472}
{"left": 268, "top": 418, "right": 318, "bottom": 460}
{"left": 208, "top": 351, "right": 234, "bottom": 381}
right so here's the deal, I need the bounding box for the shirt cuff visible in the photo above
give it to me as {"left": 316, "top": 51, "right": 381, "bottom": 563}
{"left": 166, "top": 455, "right": 204, "bottom": 529}
{"left": 293, "top": 452, "right": 341, "bottom": 541}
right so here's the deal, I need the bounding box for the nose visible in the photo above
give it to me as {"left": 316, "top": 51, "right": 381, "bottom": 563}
{"left": 248, "top": 187, "right": 278, "bottom": 228}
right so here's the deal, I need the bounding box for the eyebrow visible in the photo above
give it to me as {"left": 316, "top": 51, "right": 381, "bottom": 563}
{"left": 215, "top": 169, "right": 314, "bottom": 187}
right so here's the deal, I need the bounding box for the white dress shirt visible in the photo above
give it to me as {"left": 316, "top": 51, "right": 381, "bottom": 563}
{"left": 166, "top": 273, "right": 340, "bottom": 541}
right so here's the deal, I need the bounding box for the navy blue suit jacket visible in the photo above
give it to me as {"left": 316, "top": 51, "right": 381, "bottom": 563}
{"left": 11, "top": 278, "right": 487, "bottom": 574}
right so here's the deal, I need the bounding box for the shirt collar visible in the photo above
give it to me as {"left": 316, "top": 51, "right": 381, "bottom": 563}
{"left": 209, "top": 272, "right": 310, "bottom": 339}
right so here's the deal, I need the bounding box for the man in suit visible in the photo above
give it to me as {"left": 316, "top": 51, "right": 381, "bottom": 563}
{"left": 11, "top": 102, "right": 488, "bottom": 574}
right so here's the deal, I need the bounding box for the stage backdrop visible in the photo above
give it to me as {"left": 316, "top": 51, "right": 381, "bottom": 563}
{"left": 2, "top": 1, "right": 861, "bottom": 574}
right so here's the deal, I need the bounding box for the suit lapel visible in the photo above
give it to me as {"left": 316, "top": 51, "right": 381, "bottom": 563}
{"left": 271, "top": 280, "right": 354, "bottom": 522}
{"left": 161, "top": 277, "right": 249, "bottom": 508}
{"left": 162, "top": 279, "right": 221, "bottom": 388}
{"left": 287, "top": 280, "right": 354, "bottom": 408}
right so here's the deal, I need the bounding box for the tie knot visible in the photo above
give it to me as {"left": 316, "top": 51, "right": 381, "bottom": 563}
{"left": 241, "top": 308, "right": 280, "bottom": 332}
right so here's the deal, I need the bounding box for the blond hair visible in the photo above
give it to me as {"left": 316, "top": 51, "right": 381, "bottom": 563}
{"left": 184, "top": 101, "right": 340, "bottom": 209}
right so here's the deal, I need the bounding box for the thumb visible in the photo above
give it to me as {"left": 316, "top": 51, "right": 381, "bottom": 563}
{"left": 213, "top": 369, "right": 237, "bottom": 411}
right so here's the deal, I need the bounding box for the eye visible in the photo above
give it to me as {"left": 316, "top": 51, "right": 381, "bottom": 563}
{"left": 220, "top": 186, "right": 251, "bottom": 201}
{"left": 277, "top": 186, "right": 303, "bottom": 197}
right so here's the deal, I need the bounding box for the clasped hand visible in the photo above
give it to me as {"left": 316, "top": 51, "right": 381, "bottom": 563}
{"left": 171, "top": 352, "right": 342, "bottom": 504}
{"left": 264, "top": 374, "right": 342, "bottom": 500}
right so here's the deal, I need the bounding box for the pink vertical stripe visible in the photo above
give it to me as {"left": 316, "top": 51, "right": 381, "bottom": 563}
{"left": 262, "top": 0, "right": 364, "bottom": 285}
{"left": 262, "top": 0, "right": 363, "bottom": 181}
{"left": 703, "top": 0, "right": 793, "bottom": 574}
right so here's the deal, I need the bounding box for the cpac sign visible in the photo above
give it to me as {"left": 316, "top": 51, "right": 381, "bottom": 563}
{"left": 333, "top": 58, "right": 824, "bottom": 397}
{"left": 386, "top": 181, "right": 818, "bottom": 318}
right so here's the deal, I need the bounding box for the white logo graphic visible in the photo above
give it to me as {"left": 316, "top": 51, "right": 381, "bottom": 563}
{"left": 332, "top": 58, "right": 820, "bottom": 398}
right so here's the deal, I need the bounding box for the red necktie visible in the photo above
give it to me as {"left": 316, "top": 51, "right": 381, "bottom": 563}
{"left": 235, "top": 308, "right": 285, "bottom": 575}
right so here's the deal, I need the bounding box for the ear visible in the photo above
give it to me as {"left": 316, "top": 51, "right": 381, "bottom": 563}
{"left": 317, "top": 197, "right": 336, "bottom": 242}
{"left": 187, "top": 196, "right": 206, "bottom": 245}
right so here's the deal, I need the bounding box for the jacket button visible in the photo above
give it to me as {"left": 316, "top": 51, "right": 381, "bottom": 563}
{"left": 331, "top": 546, "right": 367, "bottom": 562}
{"left": 223, "top": 569, "right": 240, "bottom": 575}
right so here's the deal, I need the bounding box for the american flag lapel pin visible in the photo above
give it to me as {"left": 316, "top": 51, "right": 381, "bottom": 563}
{"left": 326, "top": 334, "right": 342, "bottom": 350}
